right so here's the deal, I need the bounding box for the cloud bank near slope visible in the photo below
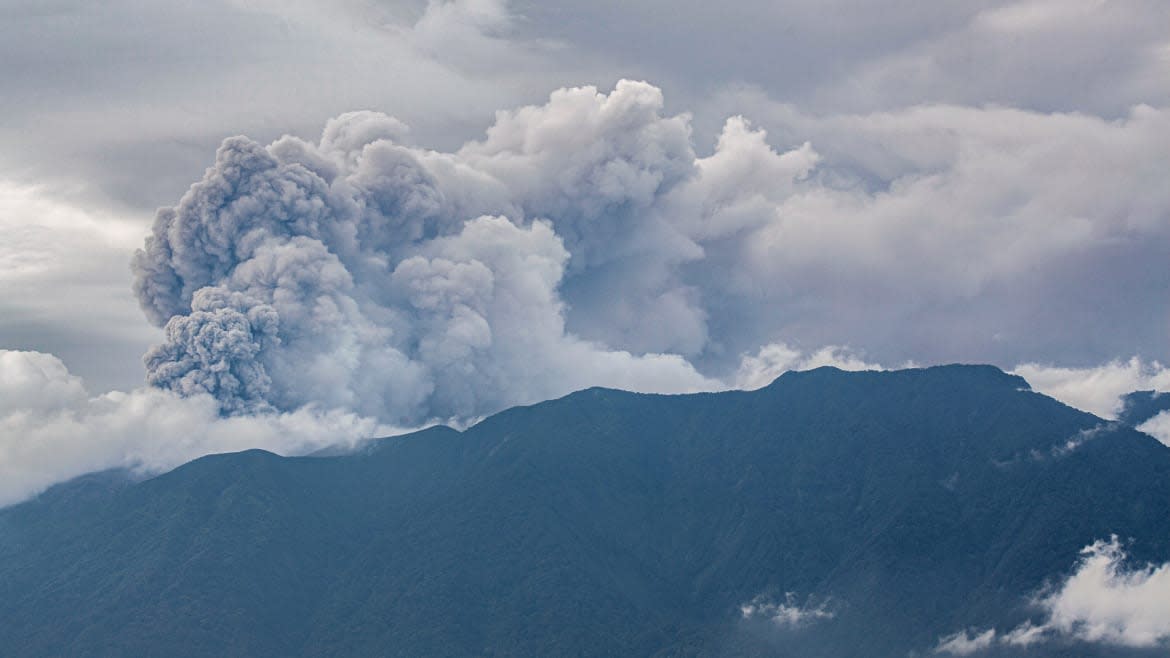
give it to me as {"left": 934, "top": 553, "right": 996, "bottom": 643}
{"left": 935, "top": 536, "right": 1170, "bottom": 654}
{"left": 130, "top": 80, "right": 1170, "bottom": 426}
{"left": 3, "top": 342, "right": 1169, "bottom": 508}
{"left": 0, "top": 349, "right": 394, "bottom": 508}
{"left": 1013, "top": 359, "right": 1170, "bottom": 419}
{"left": 0, "top": 340, "right": 883, "bottom": 508}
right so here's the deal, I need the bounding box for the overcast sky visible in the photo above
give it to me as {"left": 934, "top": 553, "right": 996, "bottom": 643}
{"left": 3, "top": 0, "right": 1169, "bottom": 391}
{"left": 3, "top": 0, "right": 1170, "bottom": 503}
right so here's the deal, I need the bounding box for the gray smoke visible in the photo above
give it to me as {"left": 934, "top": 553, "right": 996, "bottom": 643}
{"left": 132, "top": 80, "right": 1170, "bottom": 425}
{"left": 132, "top": 82, "right": 719, "bottom": 423}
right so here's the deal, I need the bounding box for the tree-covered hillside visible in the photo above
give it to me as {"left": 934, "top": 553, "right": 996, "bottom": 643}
{"left": 1, "top": 366, "right": 1167, "bottom": 657}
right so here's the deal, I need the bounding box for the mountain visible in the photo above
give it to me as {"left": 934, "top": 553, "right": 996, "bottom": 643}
{"left": 1118, "top": 390, "right": 1170, "bottom": 427}
{"left": 1, "top": 365, "right": 1167, "bottom": 657}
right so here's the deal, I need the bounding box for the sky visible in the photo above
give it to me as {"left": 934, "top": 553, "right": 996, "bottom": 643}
{"left": 3, "top": 0, "right": 1170, "bottom": 504}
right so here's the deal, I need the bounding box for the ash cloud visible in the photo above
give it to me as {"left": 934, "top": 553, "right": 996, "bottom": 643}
{"left": 131, "top": 80, "right": 1170, "bottom": 425}
{"left": 132, "top": 82, "right": 720, "bottom": 424}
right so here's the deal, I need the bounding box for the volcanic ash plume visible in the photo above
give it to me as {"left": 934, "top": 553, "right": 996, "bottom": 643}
{"left": 131, "top": 82, "right": 739, "bottom": 424}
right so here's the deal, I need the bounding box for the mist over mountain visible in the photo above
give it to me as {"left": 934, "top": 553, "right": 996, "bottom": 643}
{"left": 2, "top": 365, "right": 1167, "bottom": 657}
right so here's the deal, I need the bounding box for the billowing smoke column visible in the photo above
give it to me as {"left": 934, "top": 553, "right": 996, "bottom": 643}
{"left": 133, "top": 79, "right": 1170, "bottom": 426}
{"left": 132, "top": 81, "right": 769, "bottom": 424}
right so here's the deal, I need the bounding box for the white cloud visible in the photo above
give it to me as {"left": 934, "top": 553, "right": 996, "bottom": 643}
{"left": 1043, "top": 424, "right": 1113, "bottom": 459}
{"left": 1012, "top": 358, "right": 1170, "bottom": 419}
{"left": 0, "top": 349, "right": 399, "bottom": 508}
{"left": 740, "top": 593, "right": 835, "bottom": 628}
{"left": 1137, "top": 411, "right": 1170, "bottom": 447}
{"left": 6, "top": 340, "right": 1170, "bottom": 508}
{"left": 734, "top": 342, "right": 883, "bottom": 390}
{"left": 1037, "top": 537, "right": 1170, "bottom": 647}
{"left": 935, "top": 536, "right": 1170, "bottom": 654}
{"left": 934, "top": 628, "right": 997, "bottom": 656}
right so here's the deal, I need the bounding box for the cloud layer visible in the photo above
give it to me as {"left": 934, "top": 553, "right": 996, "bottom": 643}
{"left": 9, "top": 339, "right": 1165, "bottom": 507}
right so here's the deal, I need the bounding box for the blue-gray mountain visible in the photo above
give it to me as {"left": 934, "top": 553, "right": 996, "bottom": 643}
{"left": 1, "top": 365, "right": 1167, "bottom": 657}
{"left": 1119, "top": 390, "right": 1170, "bottom": 427}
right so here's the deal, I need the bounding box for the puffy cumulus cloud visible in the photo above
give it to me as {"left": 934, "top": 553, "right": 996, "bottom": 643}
{"left": 0, "top": 349, "right": 392, "bottom": 508}
{"left": 739, "top": 593, "right": 835, "bottom": 628}
{"left": 934, "top": 537, "right": 1170, "bottom": 654}
{"left": 1012, "top": 359, "right": 1170, "bottom": 419}
{"left": 131, "top": 80, "right": 1170, "bottom": 426}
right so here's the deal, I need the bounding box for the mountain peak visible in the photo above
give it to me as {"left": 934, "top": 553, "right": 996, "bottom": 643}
{"left": 771, "top": 363, "right": 1030, "bottom": 391}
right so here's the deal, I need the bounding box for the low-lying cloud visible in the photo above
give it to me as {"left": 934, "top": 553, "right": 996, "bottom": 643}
{"left": 0, "top": 338, "right": 875, "bottom": 507}
{"left": 9, "top": 340, "right": 1167, "bottom": 507}
{"left": 935, "top": 536, "right": 1170, "bottom": 654}
{"left": 1136, "top": 411, "right": 1170, "bottom": 448}
{"left": 1013, "top": 359, "right": 1170, "bottom": 420}
{"left": 740, "top": 593, "right": 836, "bottom": 628}
{"left": 733, "top": 343, "right": 885, "bottom": 390}
{"left": 0, "top": 349, "right": 394, "bottom": 508}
